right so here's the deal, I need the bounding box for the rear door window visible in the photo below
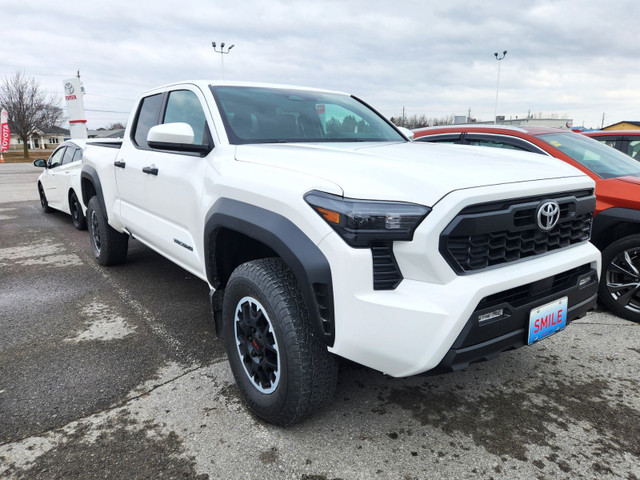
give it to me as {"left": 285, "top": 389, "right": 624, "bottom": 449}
{"left": 628, "top": 139, "right": 640, "bottom": 160}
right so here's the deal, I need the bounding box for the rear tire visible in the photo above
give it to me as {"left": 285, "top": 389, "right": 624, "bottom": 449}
{"left": 87, "top": 196, "right": 128, "bottom": 266}
{"left": 599, "top": 234, "right": 640, "bottom": 323}
{"left": 38, "top": 183, "right": 52, "bottom": 213}
{"left": 222, "top": 258, "right": 338, "bottom": 426}
{"left": 70, "top": 191, "right": 87, "bottom": 230}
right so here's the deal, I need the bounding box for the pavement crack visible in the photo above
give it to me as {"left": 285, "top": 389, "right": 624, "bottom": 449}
{"left": 0, "top": 362, "right": 219, "bottom": 448}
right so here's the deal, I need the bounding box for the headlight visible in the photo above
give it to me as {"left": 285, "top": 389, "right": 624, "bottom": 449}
{"left": 305, "top": 190, "right": 431, "bottom": 248}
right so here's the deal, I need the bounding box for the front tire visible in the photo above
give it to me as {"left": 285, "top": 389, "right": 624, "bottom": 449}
{"left": 69, "top": 191, "right": 87, "bottom": 230}
{"left": 599, "top": 234, "right": 640, "bottom": 322}
{"left": 222, "top": 258, "right": 338, "bottom": 426}
{"left": 86, "top": 196, "right": 128, "bottom": 266}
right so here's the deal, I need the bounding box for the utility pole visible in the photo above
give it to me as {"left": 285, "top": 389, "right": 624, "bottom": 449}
{"left": 493, "top": 50, "right": 507, "bottom": 124}
{"left": 212, "top": 42, "right": 235, "bottom": 79}
{"left": 601, "top": 112, "right": 605, "bottom": 129}
{"left": 402, "top": 106, "right": 406, "bottom": 126}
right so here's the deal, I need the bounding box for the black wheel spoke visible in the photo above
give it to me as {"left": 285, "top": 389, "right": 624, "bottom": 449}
{"left": 616, "top": 284, "right": 640, "bottom": 306}
{"left": 607, "top": 281, "right": 640, "bottom": 294}
{"left": 623, "top": 251, "right": 640, "bottom": 276}
{"left": 609, "top": 260, "right": 639, "bottom": 279}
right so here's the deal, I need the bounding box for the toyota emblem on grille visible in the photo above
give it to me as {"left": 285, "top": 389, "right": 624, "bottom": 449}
{"left": 537, "top": 201, "right": 560, "bottom": 231}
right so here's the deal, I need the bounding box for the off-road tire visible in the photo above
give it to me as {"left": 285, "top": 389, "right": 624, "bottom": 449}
{"left": 87, "top": 196, "right": 128, "bottom": 266}
{"left": 599, "top": 234, "right": 640, "bottom": 323}
{"left": 222, "top": 258, "right": 339, "bottom": 426}
{"left": 70, "top": 191, "right": 87, "bottom": 230}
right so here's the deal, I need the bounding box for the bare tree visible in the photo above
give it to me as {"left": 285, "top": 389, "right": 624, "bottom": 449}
{"left": 391, "top": 114, "right": 455, "bottom": 129}
{"left": 106, "top": 121, "right": 126, "bottom": 130}
{"left": 0, "top": 72, "right": 63, "bottom": 158}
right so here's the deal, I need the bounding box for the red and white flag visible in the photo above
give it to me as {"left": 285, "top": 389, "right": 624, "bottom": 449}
{"left": 0, "top": 108, "right": 9, "bottom": 152}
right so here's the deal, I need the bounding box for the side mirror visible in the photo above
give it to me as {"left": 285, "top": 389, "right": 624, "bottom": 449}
{"left": 397, "top": 126, "right": 415, "bottom": 141}
{"left": 148, "top": 122, "right": 195, "bottom": 145}
{"left": 147, "top": 122, "right": 210, "bottom": 155}
{"left": 33, "top": 159, "right": 47, "bottom": 168}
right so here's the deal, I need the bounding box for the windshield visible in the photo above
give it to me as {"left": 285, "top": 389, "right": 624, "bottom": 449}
{"left": 211, "top": 86, "right": 405, "bottom": 145}
{"left": 538, "top": 132, "right": 640, "bottom": 179}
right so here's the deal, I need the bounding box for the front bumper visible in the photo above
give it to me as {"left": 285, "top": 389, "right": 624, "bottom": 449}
{"left": 435, "top": 263, "right": 597, "bottom": 372}
{"left": 323, "top": 236, "right": 601, "bottom": 377}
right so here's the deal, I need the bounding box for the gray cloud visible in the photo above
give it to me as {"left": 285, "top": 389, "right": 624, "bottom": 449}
{"left": 3, "top": 0, "right": 638, "bottom": 128}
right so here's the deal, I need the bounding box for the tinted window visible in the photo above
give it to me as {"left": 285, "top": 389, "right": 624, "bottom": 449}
{"left": 414, "top": 134, "right": 461, "bottom": 144}
{"left": 163, "top": 90, "right": 208, "bottom": 146}
{"left": 538, "top": 132, "right": 640, "bottom": 179}
{"left": 212, "top": 86, "right": 404, "bottom": 145}
{"left": 593, "top": 138, "right": 618, "bottom": 148}
{"left": 62, "top": 147, "right": 76, "bottom": 165}
{"left": 72, "top": 148, "right": 82, "bottom": 162}
{"left": 628, "top": 140, "right": 640, "bottom": 160}
{"left": 466, "top": 139, "right": 527, "bottom": 151}
{"left": 133, "top": 93, "right": 163, "bottom": 148}
{"left": 48, "top": 147, "right": 66, "bottom": 168}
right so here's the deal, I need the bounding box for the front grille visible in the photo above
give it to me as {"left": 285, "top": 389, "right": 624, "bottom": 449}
{"left": 441, "top": 191, "right": 595, "bottom": 274}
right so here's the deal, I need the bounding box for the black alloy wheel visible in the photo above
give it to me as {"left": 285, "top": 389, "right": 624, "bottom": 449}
{"left": 222, "top": 258, "right": 338, "bottom": 426}
{"left": 38, "top": 184, "right": 52, "bottom": 213}
{"left": 90, "top": 208, "right": 102, "bottom": 255}
{"left": 234, "top": 296, "right": 280, "bottom": 393}
{"left": 599, "top": 234, "right": 640, "bottom": 322}
{"left": 70, "top": 191, "right": 87, "bottom": 230}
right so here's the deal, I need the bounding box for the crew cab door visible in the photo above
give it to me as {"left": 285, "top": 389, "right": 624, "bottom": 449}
{"left": 115, "top": 86, "right": 213, "bottom": 277}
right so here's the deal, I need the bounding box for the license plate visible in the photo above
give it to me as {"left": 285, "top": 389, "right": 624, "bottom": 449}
{"left": 527, "top": 296, "right": 568, "bottom": 345}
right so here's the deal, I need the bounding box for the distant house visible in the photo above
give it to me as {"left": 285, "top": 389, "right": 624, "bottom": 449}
{"left": 601, "top": 121, "right": 640, "bottom": 131}
{"left": 9, "top": 126, "right": 70, "bottom": 150}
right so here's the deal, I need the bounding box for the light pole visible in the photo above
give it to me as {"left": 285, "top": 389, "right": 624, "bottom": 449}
{"left": 212, "top": 42, "right": 235, "bottom": 79}
{"left": 493, "top": 50, "right": 507, "bottom": 124}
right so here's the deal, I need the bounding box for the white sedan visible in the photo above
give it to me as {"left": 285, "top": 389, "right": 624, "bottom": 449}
{"left": 33, "top": 140, "right": 87, "bottom": 230}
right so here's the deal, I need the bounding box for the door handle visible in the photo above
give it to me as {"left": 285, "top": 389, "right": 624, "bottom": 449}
{"left": 142, "top": 166, "right": 158, "bottom": 175}
{"left": 114, "top": 161, "right": 126, "bottom": 168}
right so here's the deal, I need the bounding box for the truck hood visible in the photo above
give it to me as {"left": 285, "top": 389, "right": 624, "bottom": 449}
{"left": 234, "top": 142, "right": 588, "bottom": 205}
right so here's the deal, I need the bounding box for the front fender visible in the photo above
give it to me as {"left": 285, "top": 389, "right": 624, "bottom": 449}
{"left": 205, "top": 198, "right": 335, "bottom": 346}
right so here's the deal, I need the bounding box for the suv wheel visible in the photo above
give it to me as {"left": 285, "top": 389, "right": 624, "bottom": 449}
{"left": 87, "top": 196, "right": 129, "bottom": 266}
{"left": 70, "top": 191, "right": 87, "bottom": 230}
{"left": 599, "top": 234, "right": 640, "bottom": 322}
{"left": 222, "top": 258, "right": 338, "bottom": 426}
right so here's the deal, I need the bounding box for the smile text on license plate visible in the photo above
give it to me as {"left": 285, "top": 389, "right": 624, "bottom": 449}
{"left": 528, "top": 296, "right": 568, "bottom": 345}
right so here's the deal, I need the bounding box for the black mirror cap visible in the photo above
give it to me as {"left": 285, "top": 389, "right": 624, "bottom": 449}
{"left": 33, "top": 159, "right": 47, "bottom": 168}
{"left": 147, "top": 140, "right": 212, "bottom": 157}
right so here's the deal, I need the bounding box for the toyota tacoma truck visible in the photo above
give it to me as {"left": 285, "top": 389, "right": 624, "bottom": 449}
{"left": 80, "top": 81, "right": 601, "bottom": 425}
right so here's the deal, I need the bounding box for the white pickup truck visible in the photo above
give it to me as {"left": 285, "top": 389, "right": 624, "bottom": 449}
{"left": 81, "top": 81, "right": 601, "bottom": 425}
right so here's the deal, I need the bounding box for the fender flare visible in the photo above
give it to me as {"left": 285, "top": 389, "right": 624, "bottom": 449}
{"left": 592, "top": 207, "right": 640, "bottom": 246}
{"left": 205, "top": 198, "right": 335, "bottom": 346}
{"left": 80, "top": 166, "right": 107, "bottom": 221}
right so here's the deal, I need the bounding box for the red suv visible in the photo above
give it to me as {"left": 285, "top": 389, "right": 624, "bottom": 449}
{"left": 413, "top": 125, "right": 640, "bottom": 322}
{"left": 583, "top": 130, "right": 640, "bottom": 161}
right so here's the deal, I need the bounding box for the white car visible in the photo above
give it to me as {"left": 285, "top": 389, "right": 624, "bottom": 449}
{"left": 33, "top": 140, "right": 87, "bottom": 230}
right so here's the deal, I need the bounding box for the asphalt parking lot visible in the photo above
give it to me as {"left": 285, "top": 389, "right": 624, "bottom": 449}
{"left": 1, "top": 163, "right": 639, "bottom": 480}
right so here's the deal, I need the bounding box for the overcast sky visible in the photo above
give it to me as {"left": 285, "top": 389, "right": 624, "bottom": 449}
{"left": 2, "top": 0, "right": 638, "bottom": 129}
